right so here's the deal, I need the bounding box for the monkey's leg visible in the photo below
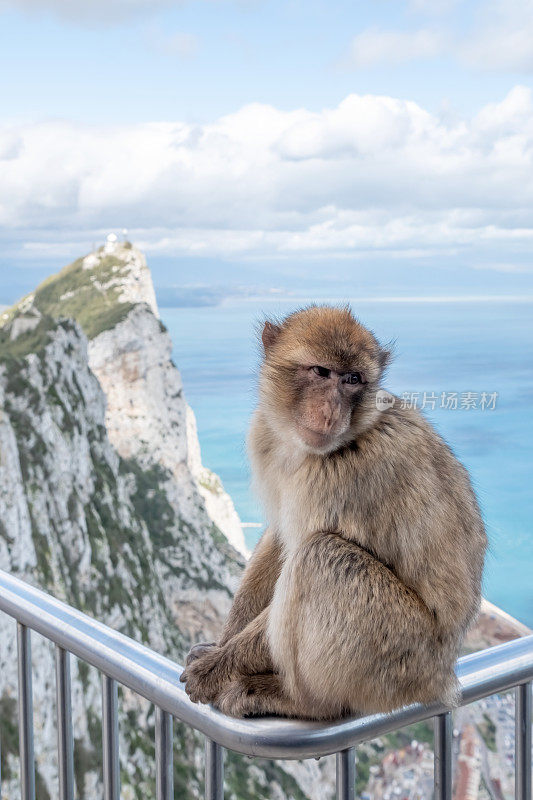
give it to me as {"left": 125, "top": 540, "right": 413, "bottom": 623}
{"left": 185, "top": 527, "right": 283, "bottom": 666}
{"left": 271, "top": 532, "right": 458, "bottom": 717}
{"left": 180, "top": 608, "right": 317, "bottom": 718}
{"left": 180, "top": 607, "right": 275, "bottom": 704}
{"left": 216, "top": 673, "right": 311, "bottom": 719}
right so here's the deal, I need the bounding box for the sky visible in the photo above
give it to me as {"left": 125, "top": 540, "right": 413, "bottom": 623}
{"left": 1, "top": 0, "right": 533, "bottom": 301}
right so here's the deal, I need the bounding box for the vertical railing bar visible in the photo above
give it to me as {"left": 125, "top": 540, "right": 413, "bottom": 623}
{"left": 101, "top": 674, "right": 120, "bottom": 800}
{"left": 155, "top": 707, "right": 173, "bottom": 800}
{"left": 434, "top": 711, "right": 453, "bottom": 800}
{"left": 336, "top": 747, "right": 355, "bottom": 800}
{"left": 55, "top": 646, "right": 74, "bottom": 800}
{"left": 515, "top": 681, "right": 532, "bottom": 800}
{"left": 17, "top": 622, "right": 35, "bottom": 800}
{"left": 205, "top": 738, "right": 223, "bottom": 800}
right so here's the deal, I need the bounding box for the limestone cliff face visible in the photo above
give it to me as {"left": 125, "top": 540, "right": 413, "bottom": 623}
{"left": 0, "top": 244, "right": 326, "bottom": 800}
{"left": 0, "top": 317, "right": 242, "bottom": 798}
{"left": 0, "top": 240, "right": 246, "bottom": 558}
{"left": 82, "top": 242, "right": 246, "bottom": 557}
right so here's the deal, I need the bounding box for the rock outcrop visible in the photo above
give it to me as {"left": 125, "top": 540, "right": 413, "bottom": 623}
{"left": 0, "top": 242, "right": 314, "bottom": 800}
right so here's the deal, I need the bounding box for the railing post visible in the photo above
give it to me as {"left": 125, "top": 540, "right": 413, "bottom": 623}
{"left": 55, "top": 646, "right": 74, "bottom": 800}
{"left": 155, "top": 707, "right": 173, "bottom": 800}
{"left": 17, "top": 622, "right": 35, "bottom": 800}
{"left": 515, "top": 681, "right": 532, "bottom": 800}
{"left": 434, "top": 712, "right": 453, "bottom": 800}
{"left": 336, "top": 748, "right": 355, "bottom": 800}
{"left": 205, "top": 738, "right": 223, "bottom": 800}
{"left": 101, "top": 675, "right": 120, "bottom": 800}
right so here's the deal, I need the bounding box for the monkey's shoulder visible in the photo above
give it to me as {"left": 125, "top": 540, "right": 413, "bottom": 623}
{"left": 341, "top": 401, "right": 479, "bottom": 500}
{"left": 351, "top": 402, "right": 448, "bottom": 460}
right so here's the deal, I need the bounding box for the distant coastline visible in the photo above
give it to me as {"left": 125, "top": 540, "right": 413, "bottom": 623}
{"left": 3, "top": 292, "right": 533, "bottom": 312}
{"left": 154, "top": 289, "right": 533, "bottom": 310}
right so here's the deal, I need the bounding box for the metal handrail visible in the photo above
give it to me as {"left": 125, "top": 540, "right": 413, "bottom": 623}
{"left": 0, "top": 567, "right": 531, "bottom": 799}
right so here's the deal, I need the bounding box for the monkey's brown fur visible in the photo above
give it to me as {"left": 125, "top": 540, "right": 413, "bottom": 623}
{"left": 180, "top": 305, "right": 487, "bottom": 719}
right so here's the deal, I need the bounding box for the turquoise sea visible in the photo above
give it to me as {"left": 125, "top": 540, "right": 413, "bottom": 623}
{"left": 161, "top": 296, "right": 533, "bottom": 628}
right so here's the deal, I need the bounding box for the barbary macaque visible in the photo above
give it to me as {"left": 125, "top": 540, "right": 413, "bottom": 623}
{"left": 180, "top": 306, "right": 487, "bottom": 719}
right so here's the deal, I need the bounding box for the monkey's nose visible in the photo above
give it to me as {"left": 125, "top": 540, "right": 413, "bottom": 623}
{"left": 320, "top": 402, "right": 340, "bottom": 431}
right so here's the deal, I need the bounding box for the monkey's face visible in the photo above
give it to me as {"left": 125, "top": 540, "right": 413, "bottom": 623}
{"left": 290, "top": 363, "right": 368, "bottom": 451}
{"left": 260, "top": 306, "right": 389, "bottom": 454}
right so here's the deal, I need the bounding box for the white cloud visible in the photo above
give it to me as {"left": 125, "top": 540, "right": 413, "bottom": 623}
{"left": 346, "top": 27, "right": 446, "bottom": 68}
{"left": 1, "top": 0, "right": 251, "bottom": 25}
{"left": 343, "top": 0, "right": 533, "bottom": 73}
{"left": 460, "top": 0, "right": 533, "bottom": 72}
{"left": 0, "top": 0, "right": 174, "bottom": 24}
{"left": 474, "top": 85, "right": 533, "bottom": 133}
{"left": 146, "top": 25, "right": 199, "bottom": 57}
{"left": 473, "top": 262, "right": 533, "bottom": 273}
{"left": 0, "top": 0, "right": 237, "bottom": 25}
{"left": 2, "top": 88, "right": 533, "bottom": 260}
{"left": 162, "top": 31, "right": 198, "bottom": 57}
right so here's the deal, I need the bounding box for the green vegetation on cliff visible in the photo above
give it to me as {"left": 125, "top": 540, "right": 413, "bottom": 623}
{"left": 0, "top": 314, "right": 57, "bottom": 362}
{"left": 31, "top": 251, "right": 136, "bottom": 339}
{"left": 0, "top": 248, "right": 136, "bottom": 341}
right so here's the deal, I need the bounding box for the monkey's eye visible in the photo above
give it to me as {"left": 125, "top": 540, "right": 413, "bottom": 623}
{"left": 343, "top": 372, "right": 362, "bottom": 385}
{"left": 312, "top": 366, "right": 331, "bottom": 378}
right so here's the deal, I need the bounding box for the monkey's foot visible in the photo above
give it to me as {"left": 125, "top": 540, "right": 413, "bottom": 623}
{"left": 215, "top": 673, "right": 303, "bottom": 718}
{"left": 179, "top": 647, "right": 229, "bottom": 704}
{"left": 184, "top": 641, "right": 216, "bottom": 667}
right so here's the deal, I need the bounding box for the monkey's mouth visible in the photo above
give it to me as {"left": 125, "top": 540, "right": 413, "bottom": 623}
{"left": 296, "top": 424, "right": 337, "bottom": 451}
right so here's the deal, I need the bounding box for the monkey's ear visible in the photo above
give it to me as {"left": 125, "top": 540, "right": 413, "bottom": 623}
{"left": 379, "top": 348, "right": 392, "bottom": 370}
{"left": 262, "top": 321, "right": 282, "bottom": 351}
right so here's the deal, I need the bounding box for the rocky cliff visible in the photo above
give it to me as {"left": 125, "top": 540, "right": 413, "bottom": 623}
{"left": 0, "top": 241, "right": 325, "bottom": 800}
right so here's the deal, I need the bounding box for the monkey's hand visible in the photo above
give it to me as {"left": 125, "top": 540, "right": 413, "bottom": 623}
{"left": 179, "top": 646, "right": 231, "bottom": 705}
{"left": 184, "top": 641, "right": 216, "bottom": 667}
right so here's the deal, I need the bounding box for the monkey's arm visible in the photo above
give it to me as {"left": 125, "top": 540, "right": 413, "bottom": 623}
{"left": 185, "top": 527, "right": 283, "bottom": 665}
{"left": 219, "top": 526, "right": 283, "bottom": 645}
{"left": 180, "top": 531, "right": 285, "bottom": 708}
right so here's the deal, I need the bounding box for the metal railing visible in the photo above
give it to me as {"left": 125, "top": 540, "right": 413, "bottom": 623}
{"left": 0, "top": 568, "right": 531, "bottom": 800}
